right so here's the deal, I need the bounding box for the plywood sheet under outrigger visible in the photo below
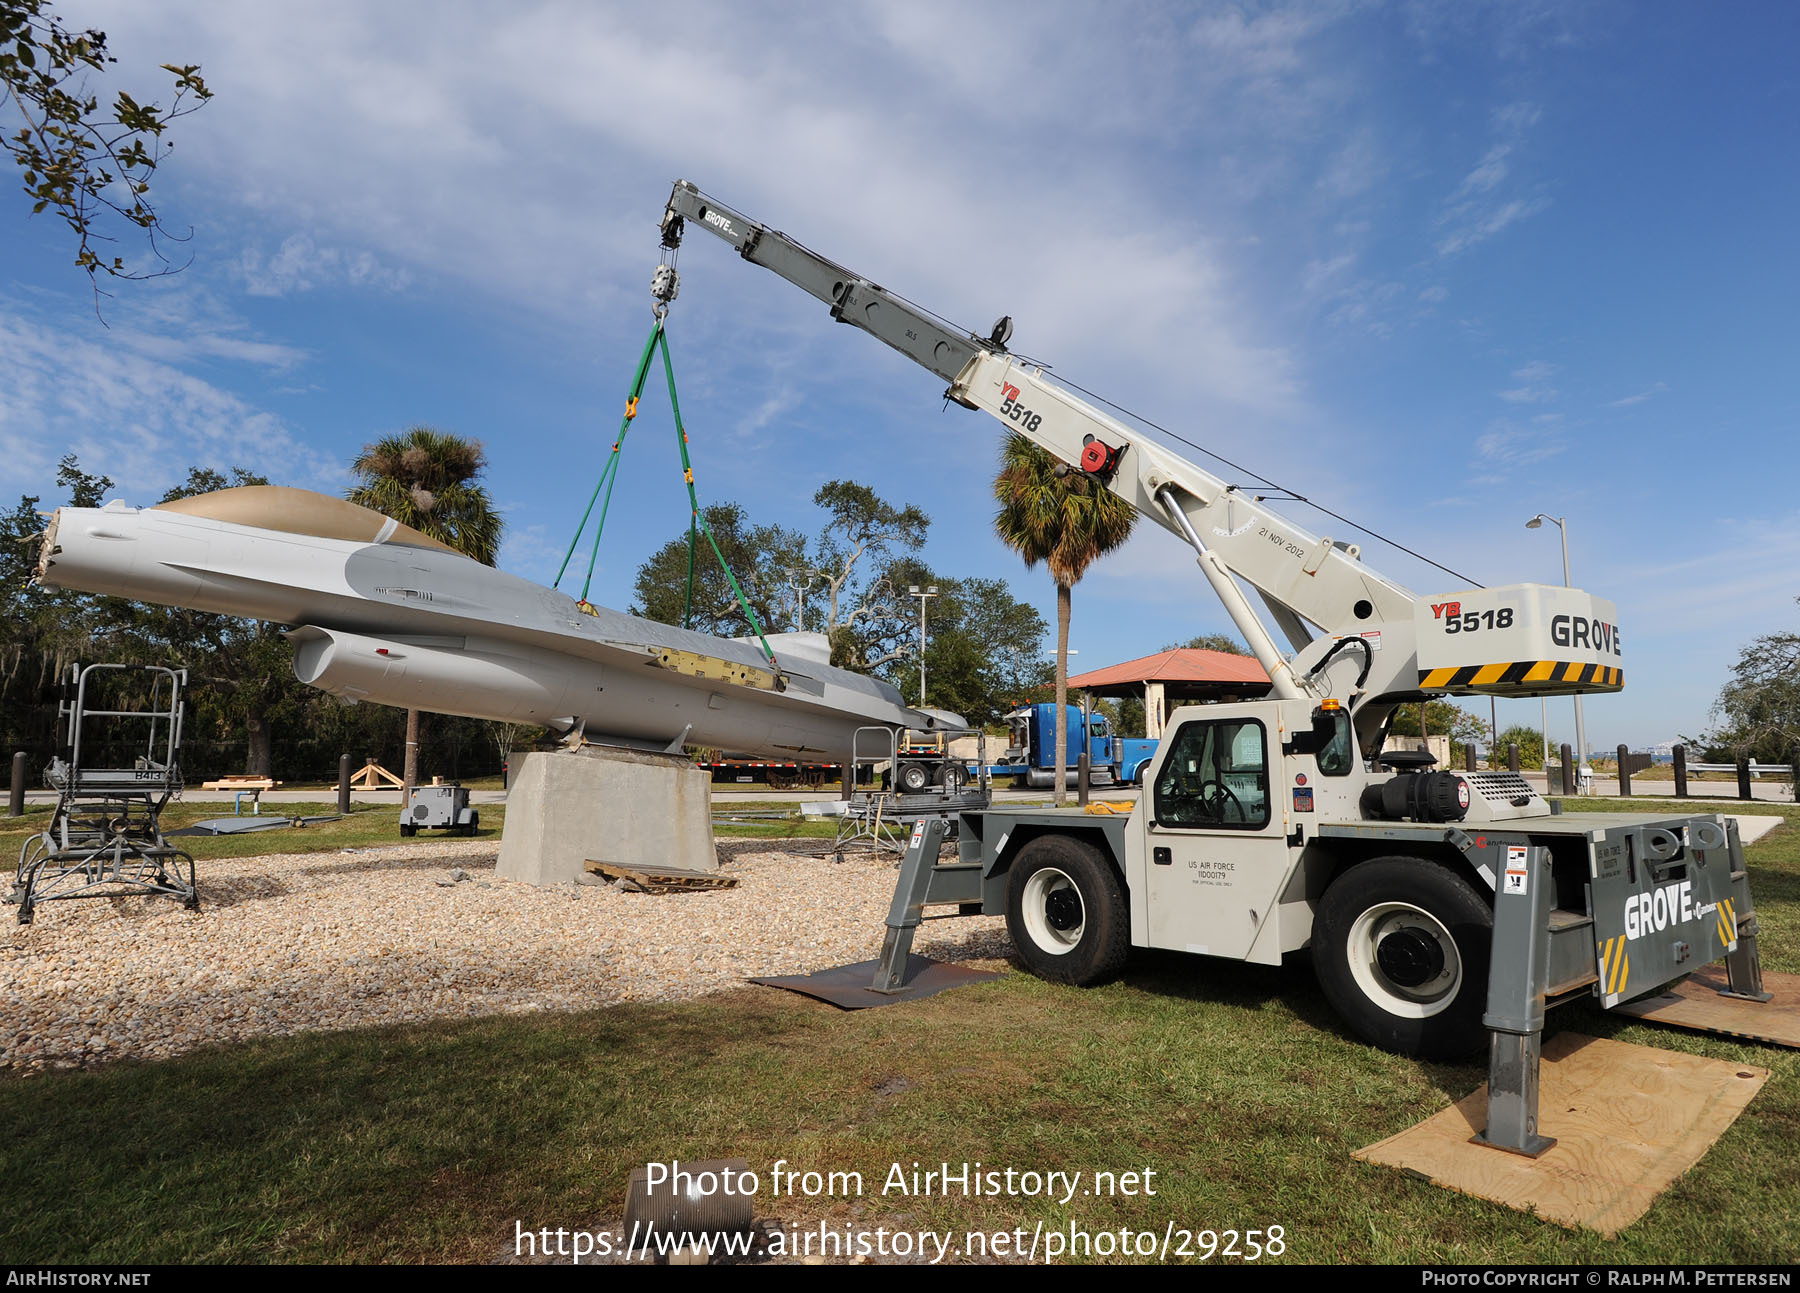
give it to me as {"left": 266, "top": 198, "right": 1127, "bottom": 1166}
{"left": 1611, "top": 967, "right": 1800, "bottom": 1048}
{"left": 1354, "top": 1033, "right": 1768, "bottom": 1237}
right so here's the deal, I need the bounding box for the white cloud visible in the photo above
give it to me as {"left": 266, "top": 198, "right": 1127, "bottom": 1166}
{"left": 1610, "top": 512, "right": 1800, "bottom": 648}
{"left": 1325, "top": 279, "right": 1406, "bottom": 336}
{"left": 239, "top": 234, "right": 412, "bottom": 297}
{"left": 1452, "top": 143, "right": 1513, "bottom": 199}
{"left": 74, "top": 0, "right": 1344, "bottom": 422}
{"left": 1189, "top": 6, "right": 1320, "bottom": 72}
{"left": 1315, "top": 127, "right": 1386, "bottom": 201}
{"left": 1435, "top": 101, "right": 1550, "bottom": 256}
{"left": 1499, "top": 382, "right": 1555, "bottom": 404}
{"left": 1608, "top": 381, "right": 1669, "bottom": 407}
{"left": 1405, "top": 5, "right": 1591, "bottom": 64}
{"left": 1474, "top": 418, "right": 1566, "bottom": 470}
{"left": 1491, "top": 101, "right": 1544, "bottom": 135}
{"left": 495, "top": 517, "right": 579, "bottom": 587}
{"left": 1303, "top": 254, "right": 1357, "bottom": 294}
{"left": 0, "top": 299, "right": 342, "bottom": 502}
{"left": 116, "top": 330, "right": 308, "bottom": 370}
{"left": 1499, "top": 359, "right": 1560, "bottom": 403}
{"left": 1437, "top": 196, "right": 1551, "bottom": 256}
{"left": 58, "top": 280, "right": 314, "bottom": 372}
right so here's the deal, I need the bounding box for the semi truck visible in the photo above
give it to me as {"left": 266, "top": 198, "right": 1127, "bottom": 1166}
{"left": 987, "top": 703, "right": 1158, "bottom": 788}
{"left": 658, "top": 181, "right": 1777, "bottom": 1154}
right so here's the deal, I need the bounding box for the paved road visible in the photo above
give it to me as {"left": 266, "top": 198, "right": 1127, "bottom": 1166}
{"left": 11, "top": 773, "right": 1793, "bottom": 810}
{"left": 1489, "top": 771, "right": 1795, "bottom": 804}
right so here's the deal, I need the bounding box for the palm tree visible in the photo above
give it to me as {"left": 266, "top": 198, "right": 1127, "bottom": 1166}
{"left": 346, "top": 429, "right": 502, "bottom": 563}
{"left": 993, "top": 434, "right": 1136, "bottom": 804}
{"left": 347, "top": 427, "right": 503, "bottom": 792}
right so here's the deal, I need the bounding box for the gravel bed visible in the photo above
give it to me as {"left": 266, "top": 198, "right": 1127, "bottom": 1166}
{"left": 2, "top": 840, "right": 1012, "bottom": 1075}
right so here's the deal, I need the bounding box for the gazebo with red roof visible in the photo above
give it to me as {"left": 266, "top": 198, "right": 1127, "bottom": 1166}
{"left": 1067, "top": 649, "right": 1272, "bottom": 739}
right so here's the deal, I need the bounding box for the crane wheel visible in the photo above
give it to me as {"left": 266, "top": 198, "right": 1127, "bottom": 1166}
{"left": 1311, "top": 856, "right": 1492, "bottom": 1060}
{"left": 1005, "top": 836, "right": 1129, "bottom": 986}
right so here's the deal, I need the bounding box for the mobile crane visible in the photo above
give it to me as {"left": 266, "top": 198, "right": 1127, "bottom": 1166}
{"left": 659, "top": 182, "right": 1775, "bottom": 1155}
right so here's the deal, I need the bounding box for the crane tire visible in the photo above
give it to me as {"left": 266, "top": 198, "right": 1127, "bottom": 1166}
{"left": 1312, "top": 856, "right": 1493, "bottom": 1060}
{"left": 1005, "top": 835, "right": 1129, "bottom": 986}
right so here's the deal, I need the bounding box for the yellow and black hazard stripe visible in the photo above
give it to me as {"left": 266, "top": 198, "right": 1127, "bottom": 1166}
{"left": 1598, "top": 935, "right": 1631, "bottom": 997}
{"left": 1716, "top": 897, "right": 1738, "bottom": 949}
{"left": 1418, "top": 661, "right": 1625, "bottom": 691}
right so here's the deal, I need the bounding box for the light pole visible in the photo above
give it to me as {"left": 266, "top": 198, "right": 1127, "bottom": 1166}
{"left": 1526, "top": 513, "right": 1588, "bottom": 783}
{"left": 784, "top": 565, "right": 822, "bottom": 633}
{"left": 908, "top": 584, "right": 938, "bottom": 706}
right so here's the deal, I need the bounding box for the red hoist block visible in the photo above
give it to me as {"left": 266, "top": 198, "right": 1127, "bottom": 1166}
{"left": 1080, "top": 440, "right": 1121, "bottom": 474}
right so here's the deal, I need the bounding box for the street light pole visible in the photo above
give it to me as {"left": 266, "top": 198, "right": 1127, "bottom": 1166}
{"left": 1526, "top": 513, "right": 1589, "bottom": 780}
{"left": 908, "top": 584, "right": 938, "bottom": 706}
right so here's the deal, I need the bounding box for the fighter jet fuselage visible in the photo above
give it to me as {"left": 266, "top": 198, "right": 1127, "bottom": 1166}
{"left": 35, "top": 487, "right": 953, "bottom": 758}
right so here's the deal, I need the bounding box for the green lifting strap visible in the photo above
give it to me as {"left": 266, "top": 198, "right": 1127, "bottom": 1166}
{"left": 555, "top": 320, "right": 781, "bottom": 670}
{"left": 554, "top": 319, "right": 660, "bottom": 596}
{"left": 654, "top": 327, "right": 777, "bottom": 663}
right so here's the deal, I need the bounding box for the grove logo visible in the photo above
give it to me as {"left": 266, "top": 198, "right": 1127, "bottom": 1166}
{"left": 1623, "top": 880, "right": 1708, "bottom": 941}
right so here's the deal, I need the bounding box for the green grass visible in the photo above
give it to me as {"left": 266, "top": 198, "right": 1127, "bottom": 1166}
{"left": 710, "top": 804, "right": 840, "bottom": 839}
{"left": 3, "top": 801, "right": 504, "bottom": 864}
{"left": 1, "top": 805, "right": 1795, "bottom": 1263}
{"left": 279, "top": 773, "right": 509, "bottom": 793}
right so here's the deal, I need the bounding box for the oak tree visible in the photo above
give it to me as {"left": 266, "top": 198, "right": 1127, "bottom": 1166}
{"left": 3, "top": 0, "right": 211, "bottom": 303}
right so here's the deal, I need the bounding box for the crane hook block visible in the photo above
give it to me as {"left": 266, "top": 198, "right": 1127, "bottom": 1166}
{"left": 1079, "top": 437, "right": 1123, "bottom": 477}
{"left": 651, "top": 263, "right": 680, "bottom": 305}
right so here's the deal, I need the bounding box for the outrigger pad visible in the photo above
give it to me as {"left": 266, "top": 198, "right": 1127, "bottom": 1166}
{"left": 1354, "top": 1034, "right": 1768, "bottom": 1237}
{"left": 752, "top": 955, "right": 1001, "bottom": 1009}
{"left": 1611, "top": 967, "right": 1800, "bottom": 1049}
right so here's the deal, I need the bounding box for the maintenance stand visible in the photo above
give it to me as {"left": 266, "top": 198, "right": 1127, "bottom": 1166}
{"left": 8, "top": 664, "right": 198, "bottom": 924}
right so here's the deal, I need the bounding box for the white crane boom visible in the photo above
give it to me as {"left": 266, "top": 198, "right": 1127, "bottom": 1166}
{"left": 661, "top": 181, "right": 1624, "bottom": 717}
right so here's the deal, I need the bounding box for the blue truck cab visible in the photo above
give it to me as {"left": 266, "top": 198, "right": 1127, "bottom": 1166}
{"left": 996, "top": 703, "right": 1159, "bottom": 788}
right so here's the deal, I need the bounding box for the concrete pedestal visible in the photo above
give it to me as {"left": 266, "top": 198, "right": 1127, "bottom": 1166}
{"left": 496, "top": 747, "right": 715, "bottom": 886}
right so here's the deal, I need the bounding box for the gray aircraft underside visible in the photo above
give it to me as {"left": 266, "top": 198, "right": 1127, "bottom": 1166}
{"left": 34, "top": 486, "right": 955, "bottom": 758}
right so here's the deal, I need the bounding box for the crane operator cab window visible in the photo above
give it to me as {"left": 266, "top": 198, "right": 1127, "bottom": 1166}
{"left": 1153, "top": 718, "right": 1269, "bottom": 829}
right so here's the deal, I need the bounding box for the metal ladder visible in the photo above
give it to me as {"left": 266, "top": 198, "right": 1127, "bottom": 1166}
{"left": 8, "top": 664, "right": 198, "bottom": 924}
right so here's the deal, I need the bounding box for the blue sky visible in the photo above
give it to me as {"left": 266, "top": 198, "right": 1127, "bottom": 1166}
{"left": 2, "top": 1, "right": 1795, "bottom": 750}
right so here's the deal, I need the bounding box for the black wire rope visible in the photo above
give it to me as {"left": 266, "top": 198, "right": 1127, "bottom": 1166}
{"left": 693, "top": 205, "right": 1483, "bottom": 588}
{"left": 1041, "top": 370, "right": 1484, "bottom": 588}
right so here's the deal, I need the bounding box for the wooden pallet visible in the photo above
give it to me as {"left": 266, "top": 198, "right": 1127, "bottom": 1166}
{"left": 585, "top": 861, "right": 738, "bottom": 893}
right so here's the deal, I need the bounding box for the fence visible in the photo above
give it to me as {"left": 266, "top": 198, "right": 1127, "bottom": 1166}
{"left": 1467, "top": 740, "right": 1797, "bottom": 802}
